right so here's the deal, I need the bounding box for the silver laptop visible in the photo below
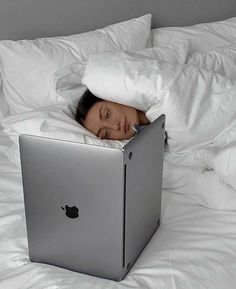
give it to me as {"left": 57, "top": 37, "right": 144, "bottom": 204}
{"left": 19, "top": 114, "right": 165, "bottom": 281}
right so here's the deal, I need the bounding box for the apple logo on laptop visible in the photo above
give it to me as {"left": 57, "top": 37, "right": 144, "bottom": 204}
{"left": 61, "top": 205, "right": 79, "bottom": 219}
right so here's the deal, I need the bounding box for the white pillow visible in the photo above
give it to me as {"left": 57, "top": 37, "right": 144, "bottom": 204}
{"left": 187, "top": 43, "right": 236, "bottom": 78}
{"left": 52, "top": 40, "right": 191, "bottom": 105}
{"left": 1, "top": 105, "right": 127, "bottom": 166}
{"left": 152, "top": 16, "right": 236, "bottom": 53}
{"left": 82, "top": 40, "right": 191, "bottom": 111}
{"left": 0, "top": 14, "right": 151, "bottom": 115}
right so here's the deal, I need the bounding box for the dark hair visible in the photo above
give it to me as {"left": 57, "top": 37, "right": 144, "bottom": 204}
{"left": 75, "top": 89, "right": 103, "bottom": 125}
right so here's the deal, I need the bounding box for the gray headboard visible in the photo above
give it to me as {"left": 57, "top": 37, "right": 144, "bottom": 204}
{"left": 1, "top": 0, "right": 236, "bottom": 40}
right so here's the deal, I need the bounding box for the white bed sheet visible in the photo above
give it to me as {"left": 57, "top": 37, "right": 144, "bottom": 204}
{"left": 1, "top": 127, "right": 236, "bottom": 289}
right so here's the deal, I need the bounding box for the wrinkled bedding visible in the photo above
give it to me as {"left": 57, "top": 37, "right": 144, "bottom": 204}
{"left": 2, "top": 19, "right": 236, "bottom": 288}
{"left": 1, "top": 126, "right": 236, "bottom": 288}
{"left": 82, "top": 43, "right": 236, "bottom": 211}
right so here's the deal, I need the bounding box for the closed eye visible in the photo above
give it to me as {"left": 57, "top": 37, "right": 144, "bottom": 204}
{"left": 105, "top": 108, "right": 110, "bottom": 119}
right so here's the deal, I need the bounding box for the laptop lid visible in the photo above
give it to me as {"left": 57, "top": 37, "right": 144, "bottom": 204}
{"left": 19, "top": 135, "right": 125, "bottom": 280}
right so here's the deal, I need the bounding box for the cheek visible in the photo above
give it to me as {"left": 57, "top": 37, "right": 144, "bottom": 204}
{"left": 111, "top": 130, "right": 126, "bottom": 140}
{"left": 111, "top": 128, "right": 135, "bottom": 141}
{"left": 127, "top": 108, "right": 138, "bottom": 124}
{"left": 83, "top": 117, "right": 100, "bottom": 136}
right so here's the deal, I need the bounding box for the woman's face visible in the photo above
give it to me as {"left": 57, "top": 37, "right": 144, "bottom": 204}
{"left": 83, "top": 101, "right": 140, "bottom": 140}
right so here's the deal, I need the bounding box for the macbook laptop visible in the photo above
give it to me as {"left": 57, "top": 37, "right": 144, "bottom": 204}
{"left": 19, "top": 114, "right": 165, "bottom": 281}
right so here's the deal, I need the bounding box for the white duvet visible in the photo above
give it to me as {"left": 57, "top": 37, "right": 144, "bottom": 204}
{"left": 82, "top": 44, "right": 236, "bottom": 210}
{"left": 2, "top": 42, "right": 236, "bottom": 211}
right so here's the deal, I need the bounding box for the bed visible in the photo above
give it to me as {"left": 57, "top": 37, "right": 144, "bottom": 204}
{"left": 1, "top": 0, "right": 236, "bottom": 288}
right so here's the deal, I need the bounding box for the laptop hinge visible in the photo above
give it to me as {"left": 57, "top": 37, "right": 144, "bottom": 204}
{"left": 122, "top": 164, "right": 127, "bottom": 268}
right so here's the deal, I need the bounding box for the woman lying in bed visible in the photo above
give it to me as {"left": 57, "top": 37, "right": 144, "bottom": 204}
{"left": 75, "top": 89, "right": 150, "bottom": 140}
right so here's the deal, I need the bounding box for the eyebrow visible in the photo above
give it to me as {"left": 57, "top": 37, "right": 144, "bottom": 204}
{"left": 96, "top": 106, "right": 103, "bottom": 137}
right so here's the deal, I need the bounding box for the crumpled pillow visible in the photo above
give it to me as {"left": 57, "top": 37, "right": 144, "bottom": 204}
{"left": 51, "top": 39, "right": 191, "bottom": 107}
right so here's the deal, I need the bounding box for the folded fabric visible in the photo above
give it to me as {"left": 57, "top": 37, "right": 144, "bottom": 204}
{"left": 200, "top": 135, "right": 236, "bottom": 191}
{"left": 52, "top": 39, "right": 191, "bottom": 106}
{"left": 163, "top": 159, "right": 236, "bottom": 211}
{"left": 0, "top": 14, "right": 151, "bottom": 115}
